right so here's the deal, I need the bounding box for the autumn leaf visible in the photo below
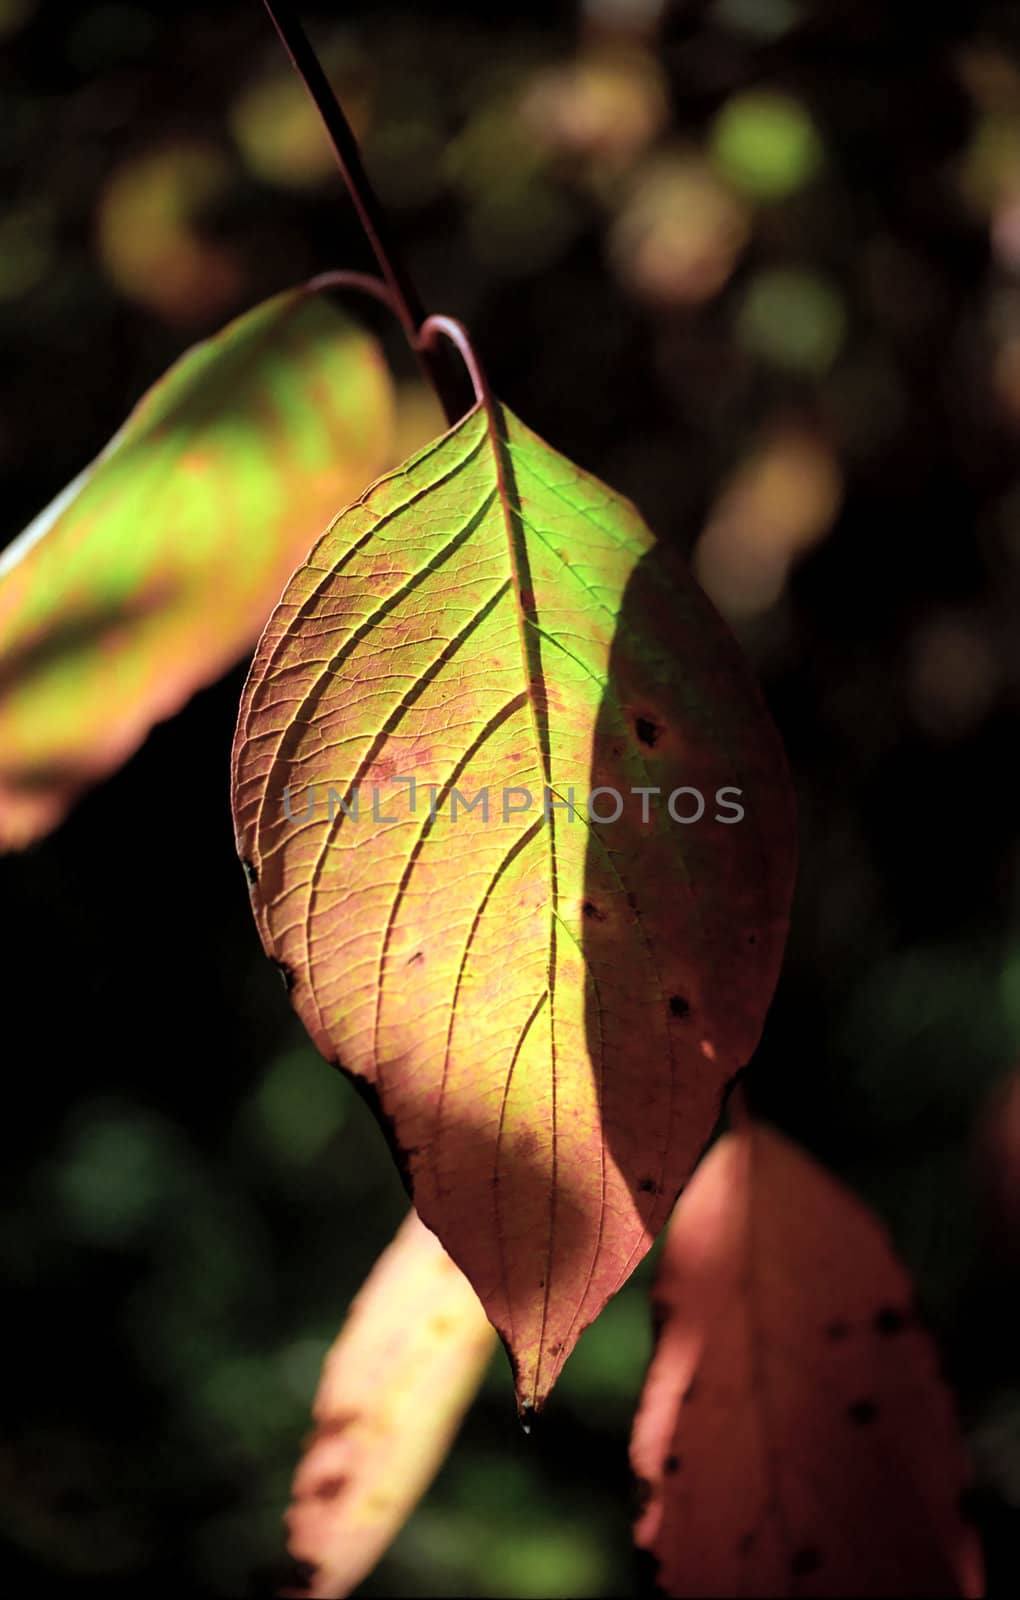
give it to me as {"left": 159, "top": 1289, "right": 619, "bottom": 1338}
{"left": 285, "top": 1209, "right": 495, "bottom": 1599}
{"left": 0, "top": 285, "right": 393, "bottom": 850}
{"left": 631, "top": 1122, "right": 985, "bottom": 1598}
{"left": 232, "top": 397, "right": 796, "bottom": 1411}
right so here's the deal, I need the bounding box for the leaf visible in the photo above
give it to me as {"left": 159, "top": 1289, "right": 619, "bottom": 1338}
{"left": 631, "top": 1123, "right": 985, "bottom": 1598}
{"left": 0, "top": 286, "right": 393, "bottom": 849}
{"left": 232, "top": 398, "right": 796, "bottom": 1410}
{"left": 285, "top": 1209, "right": 495, "bottom": 1599}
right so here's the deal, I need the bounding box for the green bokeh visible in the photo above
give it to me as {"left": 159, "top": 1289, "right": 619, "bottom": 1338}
{"left": 710, "top": 90, "right": 824, "bottom": 200}
{"left": 737, "top": 267, "right": 846, "bottom": 371}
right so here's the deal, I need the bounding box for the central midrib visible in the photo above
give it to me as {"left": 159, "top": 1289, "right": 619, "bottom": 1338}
{"left": 482, "top": 401, "right": 561, "bottom": 1406}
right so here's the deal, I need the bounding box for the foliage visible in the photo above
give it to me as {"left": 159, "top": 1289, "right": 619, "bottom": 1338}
{"left": 286, "top": 1211, "right": 494, "bottom": 1598}
{"left": 0, "top": 288, "right": 393, "bottom": 846}
{"left": 3, "top": 2, "right": 1020, "bottom": 1597}
{"left": 632, "top": 1124, "right": 982, "bottom": 1597}
{"left": 233, "top": 395, "right": 795, "bottom": 1412}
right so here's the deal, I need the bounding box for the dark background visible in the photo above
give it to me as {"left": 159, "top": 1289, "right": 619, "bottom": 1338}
{"left": 3, "top": 0, "right": 1020, "bottom": 1592}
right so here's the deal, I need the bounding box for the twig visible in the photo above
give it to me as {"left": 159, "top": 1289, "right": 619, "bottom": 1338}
{"left": 262, "top": 0, "right": 465, "bottom": 425}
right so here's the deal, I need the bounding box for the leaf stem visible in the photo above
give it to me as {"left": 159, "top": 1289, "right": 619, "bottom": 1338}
{"left": 261, "top": 0, "right": 464, "bottom": 425}
{"left": 419, "top": 315, "right": 490, "bottom": 415}
{"left": 304, "top": 269, "right": 402, "bottom": 310}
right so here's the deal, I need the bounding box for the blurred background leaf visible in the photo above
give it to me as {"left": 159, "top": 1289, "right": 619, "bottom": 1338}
{"left": 0, "top": 287, "right": 394, "bottom": 848}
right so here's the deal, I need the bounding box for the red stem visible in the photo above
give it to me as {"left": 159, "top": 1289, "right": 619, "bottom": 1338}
{"left": 419, "top": 315, "right": 490, "bottom": 415}
{"left": 303, "top": 269, "right": 402, "bottom": 310}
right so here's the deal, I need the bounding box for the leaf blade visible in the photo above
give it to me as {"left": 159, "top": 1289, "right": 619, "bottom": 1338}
{"left": 233, "top": 399, "right": 796, "bottom": 1408}
{"left": 285, "top": 1209, "right": 495, "bottom": 1599}
{"left": 0, "top": 286, "right": 394, "bottom": 849}
{"left": 631, "top": 1124, "right": 985, "bottom": 1598}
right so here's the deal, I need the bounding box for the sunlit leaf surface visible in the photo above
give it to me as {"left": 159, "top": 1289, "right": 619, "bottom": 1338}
{"left": 233, "top": 399, "right": 796, "bottom": 1411}
{"left": 285, "top": 1209, "right": 495, "bottom": 1598}
{"left": 0, "top": 287, "right": 393, "bottom": 848}
{"left": 631, "top": 1123, "right": 984, "bottom": 1598}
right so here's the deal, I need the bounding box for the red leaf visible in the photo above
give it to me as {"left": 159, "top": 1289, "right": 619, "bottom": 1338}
{"left": 631, "top": 1124, "right": 984, "bottom": 1598}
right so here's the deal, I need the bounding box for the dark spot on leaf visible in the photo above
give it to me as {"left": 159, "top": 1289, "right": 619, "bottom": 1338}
{"left": 825, "top": 1319, "right": 851, "bottom": 1342}
{"left": 791, "top": 1546, "right": 822, "bottom": 1576}
{"left": 582, "top": 900, "right": 606, "bottom": 921}
{"left": 669, "top": 994, "right": 690, "bottom": 1019}
{"left": 847, "top": 1398, "right": 878, "bottom": 1426}
{"left": 638, "top": 1176, "right": 658, "bottom": 1194}
{"left": 874, "top": 1305, "right": 908, "bottom": 1336}
{"left": 311, "top": 1410, "right": 360, "bottom": 1441}
{"left": 241, "top": 857, "right": 258, "bottom": 887}
{"left": 635, "top": 716, "right": 661, "bottom": 748}
{"left": 550, "top": 1340, "right": 564, "bottom": 1356}
{"left": 406, "top": 950, "right": 424, "bottom": 966}
{"left": 664, "top": 1454, "right": 682, "bottom": 1475}
{"left": 312, "top": 1475, "right": 348, "bottom": 1501}
{"left": 271, "top": 958, "right": 294, "bottom": 992}
{"left": 737, "top": 1531, "right": 757, "bottom": 1557}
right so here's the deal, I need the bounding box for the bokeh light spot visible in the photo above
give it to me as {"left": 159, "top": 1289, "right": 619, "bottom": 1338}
{"left": 710, "top": 90, "right": 824, "bottom": 201}
{"left": 737, "top": 267, "right": 846, "bottom": 371}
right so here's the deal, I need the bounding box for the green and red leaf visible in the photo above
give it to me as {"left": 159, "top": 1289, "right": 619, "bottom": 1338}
{"left": 233, "top": 398, "right": 796, "bottom": 1410}
{"left": 0, "top": 285, "right": 393, "bottom": 849}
